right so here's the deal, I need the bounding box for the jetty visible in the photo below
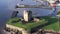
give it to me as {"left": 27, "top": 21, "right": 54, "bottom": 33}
{"left": 16, "top": 4, "right": 52, "bottom": 9}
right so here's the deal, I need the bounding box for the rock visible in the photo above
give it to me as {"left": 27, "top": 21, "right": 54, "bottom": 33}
{"left": 45, "top": 33, "right": 53, "bottom": 34}
{"left": 33, "top": 18, "right": 40, "bottom": 22}
{"left": 21, "top": 19, "right": 26, "bottom": 24}
{"left": 58, "top": 31, "right": 60, "bottom": 33}
{"left": 11, "top": 31, "right": 15, "bottom": 34}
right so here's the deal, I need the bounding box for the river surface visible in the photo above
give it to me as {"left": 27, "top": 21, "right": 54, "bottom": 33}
{"left": 0, "top": 0, "right": 60, "bottom": 33}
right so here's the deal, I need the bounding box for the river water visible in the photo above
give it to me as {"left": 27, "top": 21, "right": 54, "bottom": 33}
{"left": 0, "top": 0, "right": 60, "bottom": 33}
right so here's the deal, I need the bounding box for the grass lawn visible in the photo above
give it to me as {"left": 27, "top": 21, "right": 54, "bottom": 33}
{"left": 7, "top": 17, "right": 47, "bottom": 31}
{"left": 7, "top": 16, "right": 59, "bottom": 31}
{"left": 41, "top": 16, "right": 59, "bottom": 31}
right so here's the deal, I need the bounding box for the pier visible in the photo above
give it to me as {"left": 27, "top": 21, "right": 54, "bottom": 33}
{"left": 16, "top": 4, "right": 52, "bottom": 9}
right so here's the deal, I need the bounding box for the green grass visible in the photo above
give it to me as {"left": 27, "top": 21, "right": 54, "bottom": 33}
{"left": 7, "top": 17, "right": 47, "bottom": 31}
{"left": 41, "top": 16, "right": 59, "bottom": 31}
{"left": 43, "top": 22, "right": 59, "bottom": 31}
{"left": 7, "top": 16, "right": 59, "bottom": 31}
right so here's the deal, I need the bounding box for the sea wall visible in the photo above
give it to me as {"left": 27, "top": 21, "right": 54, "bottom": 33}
{"left": 5, "top": 24, "right": 30, "bottom": 34}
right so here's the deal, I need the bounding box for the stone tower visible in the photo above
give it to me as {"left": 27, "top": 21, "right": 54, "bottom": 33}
{"left": 23, "top": 10, "right": 32, "bottom": 22}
